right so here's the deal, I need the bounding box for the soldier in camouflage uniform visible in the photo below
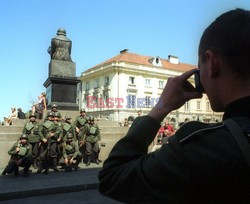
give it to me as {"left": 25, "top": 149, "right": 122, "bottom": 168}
{"left": 60, "top": 133, "right": 83, "bottom": 172}
{"left": 22, "top": 113, "right": 40, "bottom": 168}
{"left": 38, "top": 112, "right": 59, "bottom": 173}
{"left": 53, "top": 112, "right": 63, "bottom": 160}
{"left": 74, "top": 109, "right": 88, "bottom": 147}
{"left": 45, "top": 104, "right": 62, "bottom": 120}
{"left": 84, "top": 116, "right": 101, "bottom": 166}
{"left": 2, "top": 134, "right": 32, "bottom": 177}
{"left": 62, "top": 115, "right": 76, "bottom": 142}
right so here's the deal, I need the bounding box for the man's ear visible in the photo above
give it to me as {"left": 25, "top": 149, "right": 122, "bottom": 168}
{"left": 205, "top": 50, "right": 220, "bottom": 78}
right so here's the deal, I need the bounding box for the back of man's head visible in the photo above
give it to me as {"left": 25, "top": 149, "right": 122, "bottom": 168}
{"left": 199, "top": 9, "right": 250, "bottom": 78}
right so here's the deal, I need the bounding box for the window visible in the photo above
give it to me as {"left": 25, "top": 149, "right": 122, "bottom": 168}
{"left": 145, "top": 79, "right": 151, "bottom": 87}
{"left": 95, "top": 79, "right": 99, "bottom": 88}
{"left": 86, "top": 82, "right": 90, "bottom": 90}
{"left": 197, "top": 101, "right": 201, "bottom": 110}
{"left": 184, "top": 101, "right": 189, "bottom": 112}
{"left": 105, "top": 76, "right": 109, "bottom": 85}
{"left": 128, "top": 95, "right": 136, "bottom": 108}
{"left": 129, "top": 76, "right": 135, "bottom": 85}
{"left": 86, "top": 95, "right": 89, "bottom": 107}
{"left": 159, "top": 80, "right": 164, "bottom": 89}
{"left": 206, "top": 101, "right": 210, "bottom": 111}
{"left": 94, "top": 93, "right": 98, "bottom": 104}
{"left": 145, "top": 96, "right": 151, "bottom": 107}
{"left": 104, "top": 93, "right": 109, "bottom": 105}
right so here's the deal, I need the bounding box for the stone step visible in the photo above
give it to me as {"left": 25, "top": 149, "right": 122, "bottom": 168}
{"left": 0, "top": 168, "right": 101, "bottom": 201}
{"left": 95, "top": 120, "right": 120, "bottom": 126}
{"left": 0, "top": 126, "right": 24, "bottom": 133}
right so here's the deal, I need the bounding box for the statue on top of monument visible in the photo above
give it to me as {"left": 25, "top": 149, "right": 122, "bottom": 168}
{"left": 48, "top": 28, "right": 72, "bottom": 62}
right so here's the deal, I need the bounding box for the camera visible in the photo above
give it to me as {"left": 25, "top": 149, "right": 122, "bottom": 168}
{"left": 194, "top": 69, "right": 205, "bottom": 93}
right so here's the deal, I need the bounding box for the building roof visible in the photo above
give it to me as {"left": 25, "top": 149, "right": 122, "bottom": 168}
{"left": 83, "top": 50, "right": 196, "bottom": 74}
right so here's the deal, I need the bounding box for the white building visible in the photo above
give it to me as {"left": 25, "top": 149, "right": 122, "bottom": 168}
{"left": 78, "top": 49, "right": 222, "bottom": 126}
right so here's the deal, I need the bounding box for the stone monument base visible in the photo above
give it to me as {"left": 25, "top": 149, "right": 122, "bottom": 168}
{"left": 49, "top": 59, "right": 76, "bottom": 77}
{"left": 43, "top": 76, "right": 80, "bottom": 110}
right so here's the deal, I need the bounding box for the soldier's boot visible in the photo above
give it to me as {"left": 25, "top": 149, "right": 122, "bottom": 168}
{"left": 1, "top": 164, "right": 13, "bottom": 175}
{"left": 37, "top": 160, "right": 43, "bottom": 173}
{"left": 44, "top": 162, "right": 49, "bottom": 175}
{"left": 86, "top": 156, "right": 91, "bottom": 166}
{"left": 37, "top": 162, "right": 43, "bottom": 174}
{"left": 52, "top": 158, "right": 59, "bottom": 172}
{"left": 73, "top": 159, "right": 81, "bottom": 171}
{"left": 44, "top": 168, "right": 49, "bottom": 175}
{"left": 94, "top": 152, "right": 100, "bottom": 165}
{"left": 32, "top": 158, "right": 38, "bottom": 169}
{"left": 23, "top": 167, "right": 29, "bottom": 177}
{"left": 1, "top": 166, "right": 8, "bottom": 176}
{"left": 65, "top": 165, "right": 72, "bottom": 172}
{"left": 14, "top": 166, "right": 19, "bottom": 176}
{"left": 37, "top": 167, "right": 42, "bottom": 174}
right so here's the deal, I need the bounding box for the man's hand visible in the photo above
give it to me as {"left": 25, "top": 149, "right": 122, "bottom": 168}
{"left": 69, "top": 157, "right": 74, "bottom": 164}
{"left": 42, "top": 138, "right": 47, "bottom": 143}
{"left": 79, "top": 140, "right": 85, "bottom": 147}
{"left": 76, "top": 127, "right": 80, "bottom": 134}
{"left": 16, "top": 147, "right": 20, "bottom": 152}
{"left": 65, "top": 158, "right": 69, "bottom": 164}
{"left": 149, "top": 69, "right": 202, "bottom": 122}
{"left": 50, "top": 132, "right": 55, "bottom": 137}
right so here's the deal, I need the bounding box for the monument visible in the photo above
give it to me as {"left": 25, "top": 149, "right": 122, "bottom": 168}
{"left": 43, "top": 28, "right": 80, "bottom": 110}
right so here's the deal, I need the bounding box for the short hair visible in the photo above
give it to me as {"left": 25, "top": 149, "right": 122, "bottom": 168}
{"left": 199, "top": 8, "right": 250, "bottom": 78}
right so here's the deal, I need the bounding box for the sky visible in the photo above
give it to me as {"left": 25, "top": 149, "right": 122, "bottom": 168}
{"left": 0, "top": 0, "right": 249, "bottom": 120}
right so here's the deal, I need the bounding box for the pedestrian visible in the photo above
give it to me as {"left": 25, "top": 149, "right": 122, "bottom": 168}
{"left": 32, "top": 92, "right": 47, "bottom": 119}
{"left": 22, "top": 113, "right": 40, "bottom": 168}
{"left": 38, "top": 112, "right": 59, "bottom": 173}
{"left": 98, "top": 9, "right": 250, "bottom": 203}
{"left": 62, "top": 115, "right": 76, "bottom": 142}
{"left": 45, "top": 104, "right": 61, "bottom": 120}
{"left": 74, "top": 109, "right": 88, "bottom": 146}
{"left": 84, "top": 116, "right": 101, "bottom": 166}
{"left": 17, "top": 108, "right": 26, "bottom": 119}
{"left": 2, "top": 134, "right": 32, "bottom": 177}
{"left": 60, "top": 133, "right": 83, "bottom": 172}
{"left": 5, "top": 107, "right": 17, "bottom": 125}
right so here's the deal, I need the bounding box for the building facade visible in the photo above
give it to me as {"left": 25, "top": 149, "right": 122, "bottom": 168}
{"left": 78, "top": 49, "right": 222, "bottom": 127}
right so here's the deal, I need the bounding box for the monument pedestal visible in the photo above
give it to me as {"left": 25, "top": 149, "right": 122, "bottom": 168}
{"left": 49, "top": 59, "right": 76, "bottom": 77}
{"left": 43, "top": 76, "right": 80, "bottom": 110}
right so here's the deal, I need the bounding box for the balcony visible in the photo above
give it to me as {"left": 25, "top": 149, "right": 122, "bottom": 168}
{"left": 85, "top": 89, "right": 90, "bottom": 94}
{"left": 103, "top": 84, "right": 110, "bottom": 91}
{"left": 94, "top": 87, "right": 100, "bottom": 93}
{"left": 127, "top": 84, "right": 137, "bottom": 93}
{"left": 144, "top": 86, "right": 153, "bottom": 94}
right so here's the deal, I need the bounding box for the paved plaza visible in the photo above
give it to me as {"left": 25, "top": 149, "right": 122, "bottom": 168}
{"left": 0, "top": 164, "right": 104, "bottom": 202}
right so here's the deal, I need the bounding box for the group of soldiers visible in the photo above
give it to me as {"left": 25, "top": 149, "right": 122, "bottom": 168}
{"left": 2, "top": 104, "right": 101, "bottom": 177}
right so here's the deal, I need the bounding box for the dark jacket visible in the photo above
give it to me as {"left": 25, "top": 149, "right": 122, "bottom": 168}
{"left": 18, "top": 111, "right": 26, "bottom": 119}
{"left": 98, "top": 96, "right": 250, "bottom": 203}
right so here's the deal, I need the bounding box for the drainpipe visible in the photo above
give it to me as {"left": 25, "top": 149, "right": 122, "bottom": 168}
{"left": 117, "top": 67, "right": 120, "bottom": 122}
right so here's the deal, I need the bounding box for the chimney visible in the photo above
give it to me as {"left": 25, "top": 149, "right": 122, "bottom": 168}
{"left": 120, "top": 49, "right": 129, "bottom": 54}
{"left": 168, "top": 55, "right": 179, "bottom": 64}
